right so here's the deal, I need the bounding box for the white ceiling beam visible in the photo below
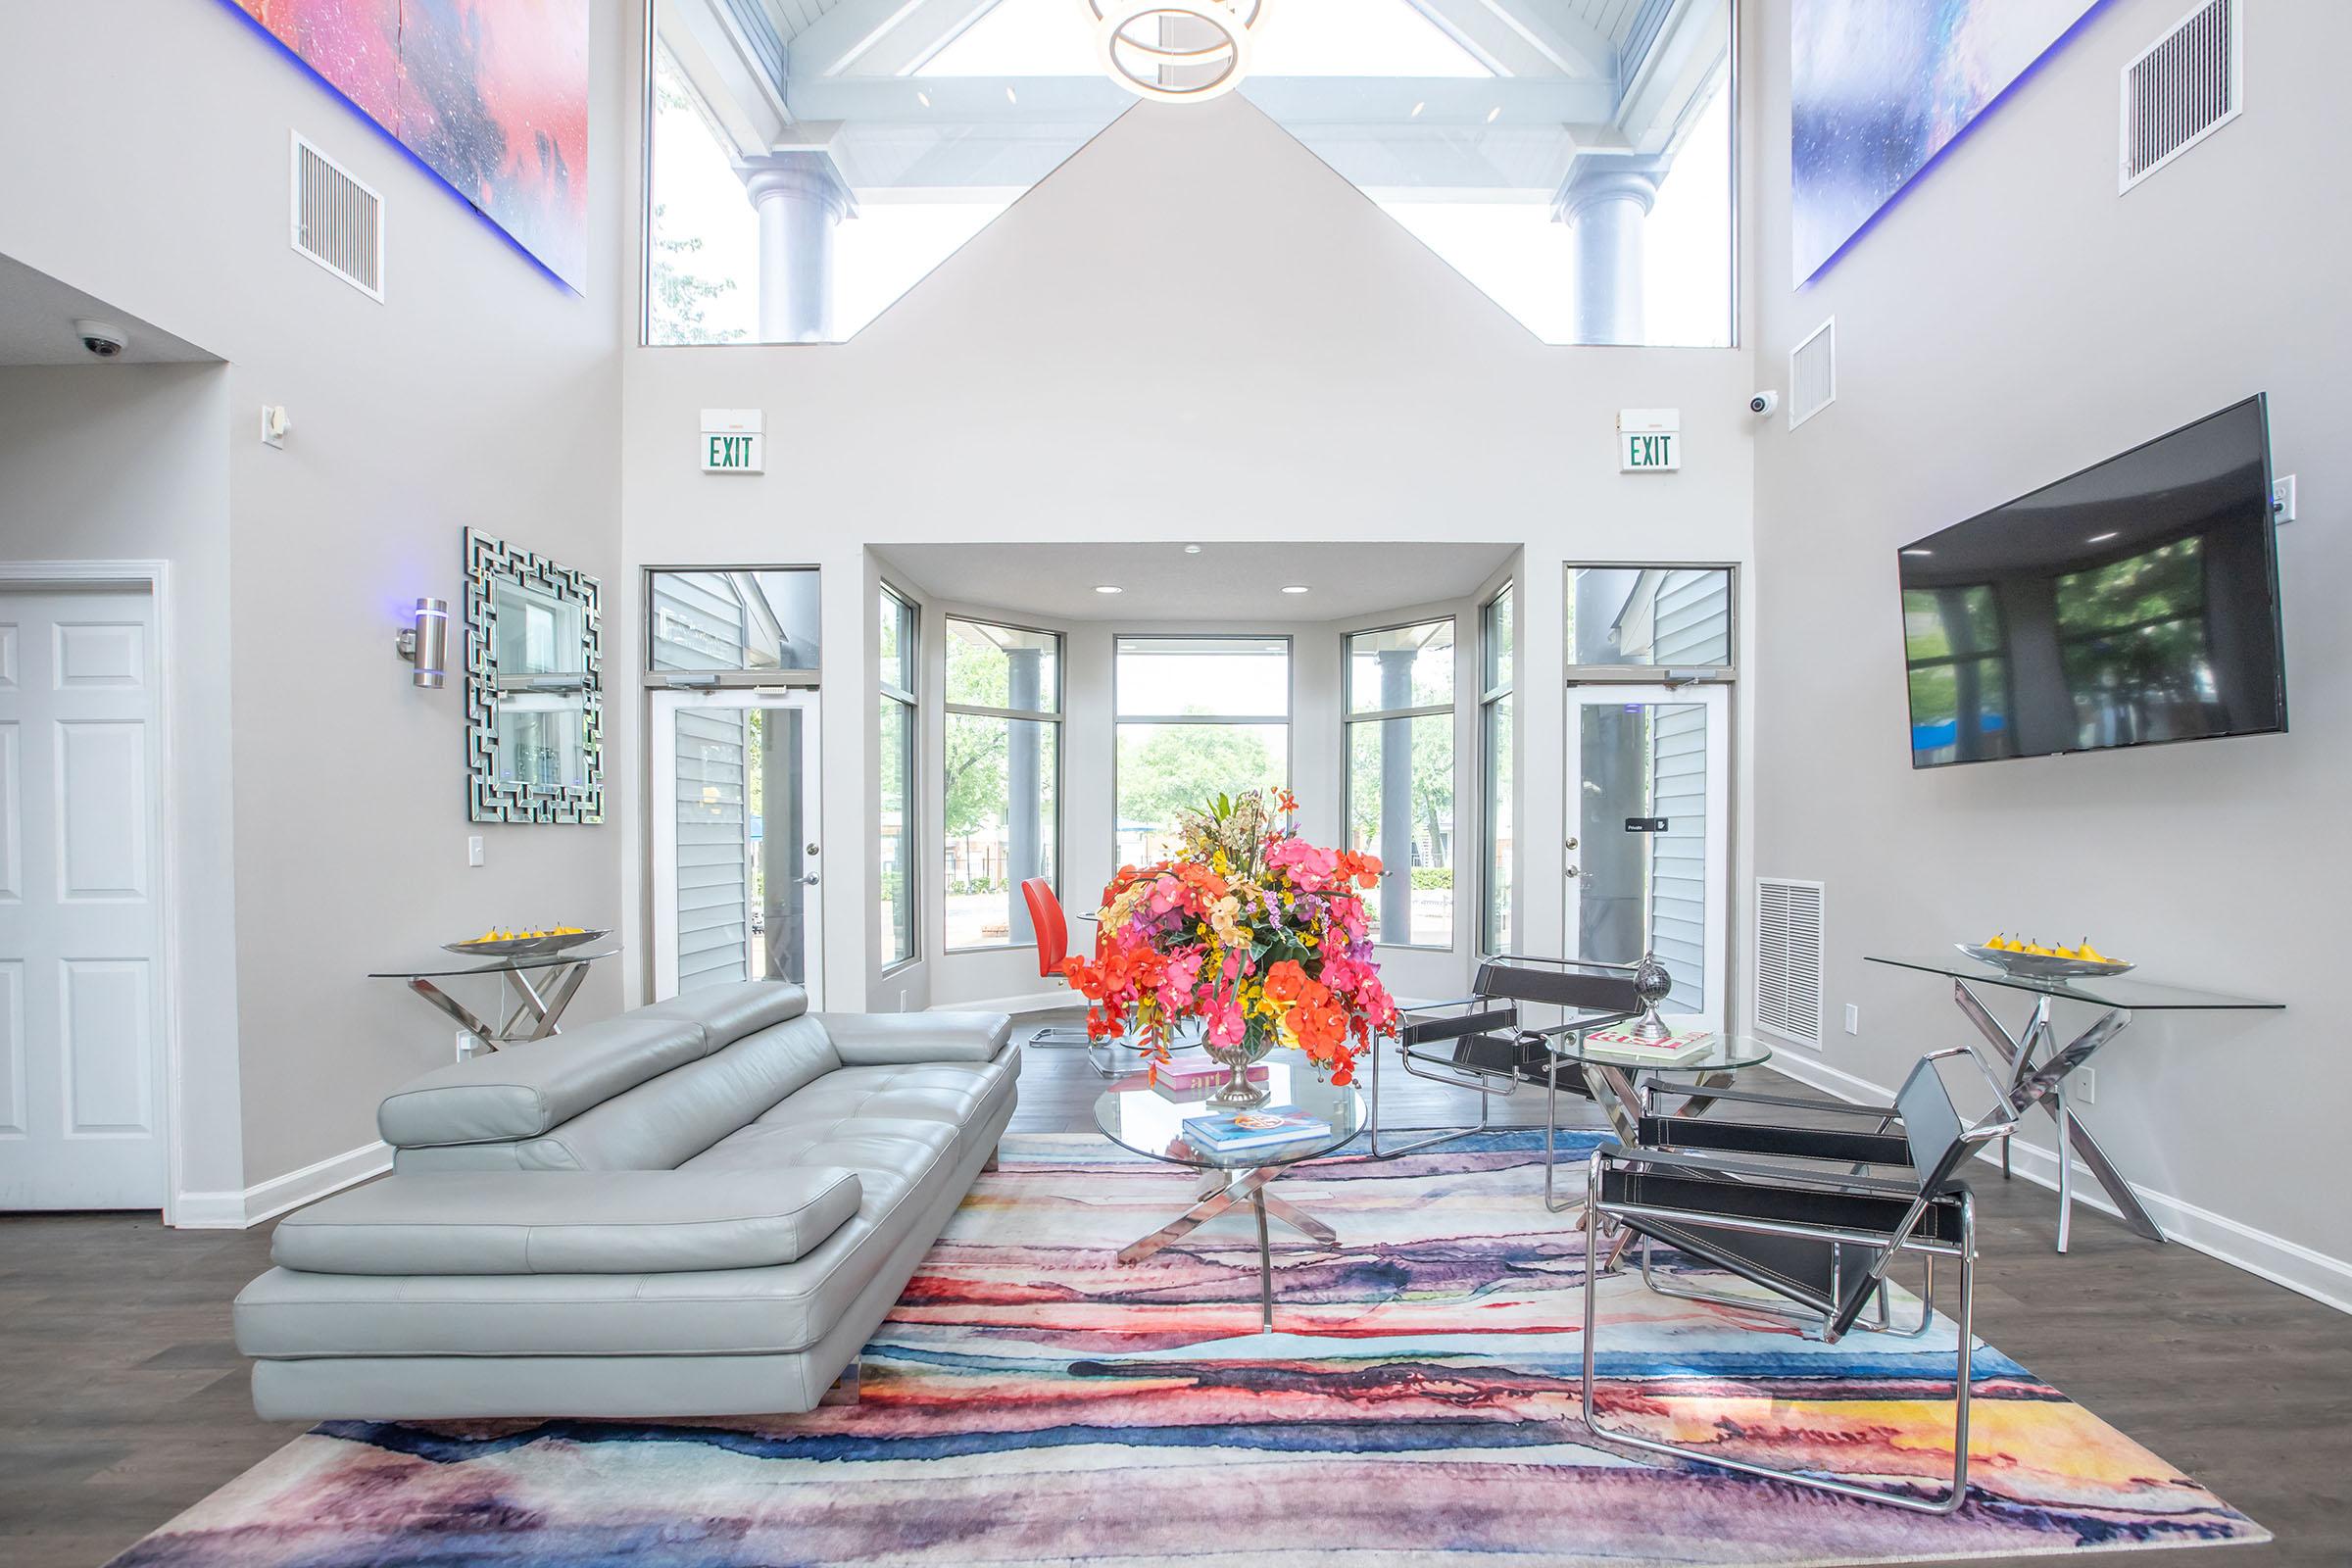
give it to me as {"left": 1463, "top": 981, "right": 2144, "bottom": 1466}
{"left": 662, "top": 0, "right": 796, "bottom": 151}
{"left": 1400, "top": 0, "right": 1616, "bottom": 80}
{"left": 787, "top": 0, "right": 999, "bottom": 78}
{"left": 785, "top": 73, "right": 1611, "bottom": 125}
{"left": 1611, "top": 0, "right": 1729, "bottom": 151}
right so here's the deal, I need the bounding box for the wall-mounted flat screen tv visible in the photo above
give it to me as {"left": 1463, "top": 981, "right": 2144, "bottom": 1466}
{"left": 1898, "top": 395, "right": 2285, "bottom": 768}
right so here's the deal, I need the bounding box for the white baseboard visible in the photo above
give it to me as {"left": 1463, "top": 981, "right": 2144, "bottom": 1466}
{"left": 930, "top": 988, "right": 1084, "bottom": 1019}
{"left": 170, "top": 1140, "right": 392, "bottom": 1230}
{"left": 1764, "top": 1049, "right": 2352, "bottom": 1317}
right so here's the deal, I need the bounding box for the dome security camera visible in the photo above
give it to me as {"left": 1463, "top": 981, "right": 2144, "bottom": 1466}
{"left": 74, "top": 318, "right": 127, "bottom": 359}
{"left": 1747, "top": 390, "right": 1781, "bottom": 417}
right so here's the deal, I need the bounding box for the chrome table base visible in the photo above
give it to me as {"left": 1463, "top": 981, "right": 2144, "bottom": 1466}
{"left": 403, "top": 958, "right": 598, "bottom": 1054}
{"left": 1951, "top": 978, "right": 2158, "bottom": 1251}
{"left": 1115, "top": 1166, "right": 1337, "bottom": 1333}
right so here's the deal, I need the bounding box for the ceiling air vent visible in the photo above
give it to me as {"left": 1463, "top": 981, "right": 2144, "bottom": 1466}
{"left": 290, "top": 132, "right": 384, "bottom": 301}
{"left": 1754, "top": 877, "right": 1826, "bottom": 1048}
{"left": 1788, "top": 318, "right": 1835, "bottom": 429}
{"left": 2120, "top": 0, "right": 2242, "bottom": 193}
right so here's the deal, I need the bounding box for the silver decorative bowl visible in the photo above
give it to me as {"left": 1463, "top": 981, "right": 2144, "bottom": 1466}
{"left": 1956, "top": 943, "right": 2133, "bottom": 980}
{"left": 444, "top": 929, "right": 610, "bottom": 958}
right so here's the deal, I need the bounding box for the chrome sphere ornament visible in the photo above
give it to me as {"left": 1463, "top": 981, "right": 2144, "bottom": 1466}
{"left": 1090, "top": 0, "right": 1271, "bottom": 104}
{"left": 1627, "top": 953, "right": 1676, "bottom": 1045}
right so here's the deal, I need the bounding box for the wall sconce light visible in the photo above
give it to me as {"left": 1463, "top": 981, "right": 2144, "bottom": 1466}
{"left": 395, "top": 597, "right": 449, "bottom": 689}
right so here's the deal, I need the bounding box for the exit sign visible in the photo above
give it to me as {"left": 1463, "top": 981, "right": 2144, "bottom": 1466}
{"left": 1619, "top": 408, "right": 1681, "bottom": 472}
{"left": 702, "top": 409, "right": 764, "bottom": 473}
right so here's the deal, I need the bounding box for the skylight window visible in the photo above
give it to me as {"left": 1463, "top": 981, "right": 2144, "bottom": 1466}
{"left": 1249, "top": 0, "right": 1490, "bottom": 78}
{"left": 918, "top": 0, "right": 1102, "bottom": 77}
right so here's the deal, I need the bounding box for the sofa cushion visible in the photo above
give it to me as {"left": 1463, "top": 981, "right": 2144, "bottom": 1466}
{"left": 514, "top": 1014, "right": 843, "bottom": 1171}
{"left": 377, "top": 1017, "right": 709, "bottom": 1149}
{"left": 270, "top": 1169, "right": 863, "bottom": 1276}
{"left": 235, "top": 1103, "right": 1011, "bottom": 1361}
{"left": 636, "top": 980, "right": 808, "bottom": 1045}
{"left": 815, "top": 1010, "right": 1011, "bottom": 1065}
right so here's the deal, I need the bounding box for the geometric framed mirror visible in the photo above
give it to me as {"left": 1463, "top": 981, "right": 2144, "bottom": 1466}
{"left": 464, "top": 527, "right": 605, "bottom": 823}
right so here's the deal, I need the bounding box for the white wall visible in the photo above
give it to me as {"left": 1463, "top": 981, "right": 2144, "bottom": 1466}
{"left": 0, "top": 363, "right": 243, "bottom": 1209}
{"left": 619, "top": 85, "right": 1763, "bottom": 1021}
{"left": 0, "top": 1, "right": 631, "bottom": 1205}
{"left": 1748, "top": 0, "right": 2352, "bottom": 1304}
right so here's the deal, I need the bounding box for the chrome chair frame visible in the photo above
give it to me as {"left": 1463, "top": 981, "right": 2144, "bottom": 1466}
{"left": 1578, "top": 1048, "right": 2018, "bottom": 1514}
{"left": 1370, "top": 954, "right": 1642, "bottom": 1160}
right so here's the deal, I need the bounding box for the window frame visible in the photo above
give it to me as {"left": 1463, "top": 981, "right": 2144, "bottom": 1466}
{"left": 1563, "top": 563, "right": 1740, "bottom": 683}
{"left": 642, "top": 564, "right": 822, "bottom": 687}
{"left": 942, "top": 613, "right": 1066, "bottom": 955}
{"left": 878, "top": 583, "right": 920, "bottom": 975}
{"left": 1341, "top": 615, "right": 1458, "bottom": 953}
{"left": 1111, "top": 633, "right": 1296, "bottom": 862}
{"left": 1478, "top": 583, "right": 1514, "bottom": 958}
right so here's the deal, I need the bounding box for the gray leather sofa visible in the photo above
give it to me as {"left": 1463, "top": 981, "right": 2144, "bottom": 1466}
{"left": 234, "top": 981, "right": 1015, "bottom": 1421}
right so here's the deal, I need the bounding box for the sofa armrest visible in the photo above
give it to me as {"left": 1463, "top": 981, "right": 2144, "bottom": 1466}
{"left": 270, "top": 1168, "right": 862, "bottom": 1276}
{"left": 816, "top": 1010, "right": 1012, "bottom": 1066}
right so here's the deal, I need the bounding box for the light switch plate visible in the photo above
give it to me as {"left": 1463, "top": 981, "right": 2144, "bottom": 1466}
{"left": 1843, "top": 1004, "right": 1860, "bottom": 1035}
{"left": 467, "top": 835, "right": 484, "bottom": 867}
{"left": 2073, "top": 1066, "right": 2097, "bottom": 1104}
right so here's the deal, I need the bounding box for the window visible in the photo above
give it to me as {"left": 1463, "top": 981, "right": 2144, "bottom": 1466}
{"left": 944, "top": 618, "right": 1061, "bottom": 950}
{"left": 1344, "top": 619, "right": 1455, "bottom": 950}
{"left": 648, "top": 568, "right": 820, "bottom": 675}
{"left": 1566, "top": 567, "right": 1733, "bottom": 670}
{"left": 1479, "top": 586, "right": 1514, "bottom": 955}
{"left": 879, "top": 588, "right": 918, "bottom": 968}
{"left": 1114, "top": 637, "right": 1291, "bottom": 866}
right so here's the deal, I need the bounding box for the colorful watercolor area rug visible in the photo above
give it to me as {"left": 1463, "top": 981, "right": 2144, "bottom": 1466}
{"left": 114, "top": 1131, "right": 2263, "bottom": 1567}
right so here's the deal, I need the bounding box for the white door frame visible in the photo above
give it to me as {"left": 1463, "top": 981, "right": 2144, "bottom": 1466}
{"left": 1566, "top": 683, "right": 1730, "bottom": 1031}
{"left": 0, "top": 560, "right": 187, "bottom": 1220}
{"left": 649, "top": 687, "right": 823, "bottom": 1003}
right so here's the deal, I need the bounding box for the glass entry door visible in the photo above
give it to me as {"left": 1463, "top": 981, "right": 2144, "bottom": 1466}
{"left": 1566, "top": 685, "right": 1728, "bottom": 1029}
{"left": 652, "top": 689, "right": 821, "bottom": 1003}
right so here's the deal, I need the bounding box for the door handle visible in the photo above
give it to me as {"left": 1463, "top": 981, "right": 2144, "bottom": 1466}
{"left": 800, "top": 874, "right": 819, "bottom": 886}
{"left": 1565, "top": 866, "right": 1581, "bottom": 879}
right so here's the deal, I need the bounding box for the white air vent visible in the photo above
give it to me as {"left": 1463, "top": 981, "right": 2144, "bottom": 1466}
{"left": 2120, "top": 0, "right": 2242, "bottom": 193}
{"left": 290, "top": 132, "right": 384, "bottom": 301}
{"left": 1788, "top": 318, "right": 1836, "bottom": 429}
{"left": 1754, "top": 877, "right": 1826, "bottom": 1047}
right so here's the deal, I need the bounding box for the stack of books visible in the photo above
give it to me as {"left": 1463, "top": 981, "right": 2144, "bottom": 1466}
{"left": 1179, "top": 1105, "right": 1332, "bottom": 1153}
{"left": 1150, "top": 1050, "right": 1269, "bottom": 1101}
{"left": 1579, "top": 1027, "right": 1718, "bottom": 1066}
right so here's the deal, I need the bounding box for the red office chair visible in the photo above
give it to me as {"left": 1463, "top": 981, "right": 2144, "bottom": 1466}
{"left": 1021, "top": 877, "right": 1118, "bottom": 1072}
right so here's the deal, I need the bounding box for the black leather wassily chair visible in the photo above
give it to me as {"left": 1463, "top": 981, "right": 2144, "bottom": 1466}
{"left": 1370, "top": 956, "right": 1642, "bottom": 1159}
{"left": 1579, "top": 1047, "right": 2018, "bottom": 1512}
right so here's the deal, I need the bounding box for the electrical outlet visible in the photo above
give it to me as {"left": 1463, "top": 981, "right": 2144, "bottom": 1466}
{"left": 455, "top": 1030, "right": 476, "bottom": 1063}
{"left": 1843, "top": 1003, "right": 1860, "bottom": 1035}
{"left": 2073, "top": 1066, "right": 2096, "bottom": 1104}
{"left": 467, "top": 835, "right": 484, "bottom": 867}
{"left": 2275, "top": 473, "right": 2297, "bottom": 524}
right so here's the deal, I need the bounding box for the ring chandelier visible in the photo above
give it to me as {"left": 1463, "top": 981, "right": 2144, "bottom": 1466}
{"left": 1088, "top": 1, "right": 1273, "bottom": 104}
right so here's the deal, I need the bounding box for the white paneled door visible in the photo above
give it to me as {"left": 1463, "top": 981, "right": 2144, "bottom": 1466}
{"left": 650, "top": 689, "right": 822, "bottom": 1005}
{"left": 0, "top": 588, "right": 168, "bottom": 1209}
{"left": 1565, "top": 684, "right": 1729, "bottom": 1032}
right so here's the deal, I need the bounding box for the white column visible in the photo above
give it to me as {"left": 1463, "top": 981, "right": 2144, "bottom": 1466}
{"left": 1553, "top": 160, "right": 1664, "bottom": 347}
{"left": 738, "top": 151, "right": 854, "bottom": 344}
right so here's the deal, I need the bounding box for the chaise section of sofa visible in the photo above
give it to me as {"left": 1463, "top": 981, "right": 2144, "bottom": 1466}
{"left": 234, "top": 981, "right": 1015, "bottom": 1420}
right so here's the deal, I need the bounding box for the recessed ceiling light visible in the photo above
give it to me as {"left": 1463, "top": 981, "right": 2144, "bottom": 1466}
{"left": 1094, "top": 584, "right": 1123, "bottom": 594}
{"left": 1410, "top": 102, "right": 1425, "bottom": 118}
{"left": 1900, "top": 549, "right": 1934, "bottom": 558}
{"left": 1005, "top": 85, "right": 1017, "bottom": 105}
{"left": 1485, "top": 106, "right": 1500, "bottom": 123}
{"left": 916, "top": 90, "right": 931, "bottom": 108}
{"left": 2088, "top": 531, "right": 2120, "bottom": 543}
{"left": 1280, "top": 585, "right": 1310, "bottom": 594}
{"left": 1183, "top": 544, "right": 1202, "bottom": 555}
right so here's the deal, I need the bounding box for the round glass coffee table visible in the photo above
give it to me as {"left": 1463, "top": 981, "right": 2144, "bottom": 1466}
{"left": 1095, "top": 1060, "right": 1365, "bottom": 1333}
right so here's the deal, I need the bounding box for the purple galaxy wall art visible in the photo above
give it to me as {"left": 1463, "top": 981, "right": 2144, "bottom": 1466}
{"left": 233, "top": 0, "right": 590, "bottom": 291}
{"left": 1792, "top": 0, "right": 2100, "bottom": 282}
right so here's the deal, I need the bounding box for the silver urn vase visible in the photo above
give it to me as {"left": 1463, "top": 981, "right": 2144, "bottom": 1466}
{"left": 1203, "top": 1026, "right": 1275, "bottom": 1108}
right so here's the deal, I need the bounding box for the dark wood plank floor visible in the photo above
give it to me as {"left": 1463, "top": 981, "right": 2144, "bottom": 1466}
{"left": 5, "top": 1031, "right": 2347, "bottom": 1567}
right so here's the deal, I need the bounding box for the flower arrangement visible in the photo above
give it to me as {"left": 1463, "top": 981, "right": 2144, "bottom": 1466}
{"left": 1063, "top": 789, "right": 1398, "bottom": 1095}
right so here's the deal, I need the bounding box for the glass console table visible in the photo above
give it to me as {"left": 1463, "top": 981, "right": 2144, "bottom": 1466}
{"left": 370, "top": 944, "right": 619, "bottom": 1054}
{"left": 1866, "top": 954, "right": 2281, "bottom": 1251}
